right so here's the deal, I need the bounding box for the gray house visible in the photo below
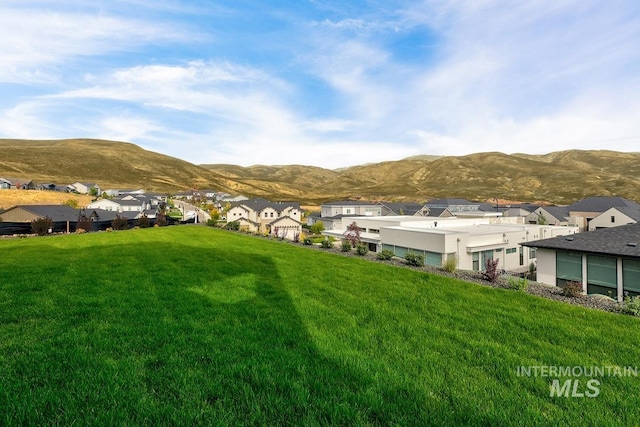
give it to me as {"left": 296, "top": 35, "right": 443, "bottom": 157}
{"left": 522, "top": 223, "right": 640, "bottom": 300}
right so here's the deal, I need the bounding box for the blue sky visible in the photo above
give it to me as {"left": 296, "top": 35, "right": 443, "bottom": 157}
{"left": 1, "top": 1, "right": 639, "bottom": 169}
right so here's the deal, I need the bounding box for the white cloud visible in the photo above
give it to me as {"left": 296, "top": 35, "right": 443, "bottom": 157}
{"left": 0, "top": 7, "right": 197, "bottom": 83}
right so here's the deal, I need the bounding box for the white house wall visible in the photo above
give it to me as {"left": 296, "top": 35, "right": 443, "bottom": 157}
{"left": 589, "top": 208, "right": 636, "bottom": 231}
{"left": 535, "top": 248, "right": 557, "bottom": 286}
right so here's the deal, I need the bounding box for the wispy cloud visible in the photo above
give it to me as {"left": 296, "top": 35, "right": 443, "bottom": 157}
{"left": 1, "top": 1, "right": 640, "bottom": 169}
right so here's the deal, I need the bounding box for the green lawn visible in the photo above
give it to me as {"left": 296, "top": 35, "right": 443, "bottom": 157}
{"left": 1, "top": 227, "right": 639, "bottom": 426}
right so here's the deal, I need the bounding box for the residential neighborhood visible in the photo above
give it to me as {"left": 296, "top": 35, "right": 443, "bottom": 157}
{"left": 2, "top": 178, "right": 640, "bottom": 302}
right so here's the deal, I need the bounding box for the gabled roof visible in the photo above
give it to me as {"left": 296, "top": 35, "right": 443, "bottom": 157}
{"left": 269, "top": 216, "right": 302, "bottom": 226}
{"left": 522, "top": 223, "right": 640, "bottom": 259}
{"left": 8, "top": 205, "right": 79, "bottom": 222}
{"left": 567, "top": 196, "right": 640, "bottom": 213}
{"left": 322, "top": 200, "right": 378, "bottom": 206}
{"left": 426, "top": 198, "right": 480, "bottom": 206}
{"left": 377, "top": 202, "right": 426, "bottom": 215}
{"left": 235, "top": 198, "right": 300, "bottom": 213}
{"left": 615, "top": 207, "right": 640, "bottom": 222}
{"left": 540, "top": 206, "right": 571, "bottom": 221}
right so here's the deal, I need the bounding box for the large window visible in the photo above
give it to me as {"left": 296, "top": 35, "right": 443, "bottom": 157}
{"left": 623, "top": 259, "right": 640, "bottom": 296}
{"left": 425, "top": 251, "right": 442, "bottom": 267}
{"left": 556, "top": 251, "right": 582, "bottom": 287}
{"left": 587, "top": 255, "right": 617, "bottom": 298}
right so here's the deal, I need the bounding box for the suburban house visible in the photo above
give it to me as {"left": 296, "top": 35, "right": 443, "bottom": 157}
{"left": 87, "top": 197, "right": 150, "bottom": 213}
{"left": 0, "top": 178, "right": 13, "bottom": 189}
{"left": 377, "top": 202, "right": 444, "bottom": 217}
{"left": 70, "top": 182, "right": 100, "bottom": 195}
{"left": 308, "top": 201, "right": 383, "bottom": 230}
{"left": 226, "top": 198, "right": 302, "bottom": 239}
{"left": 322, "top": 215, "right": 577, "bottom": 274}
{"left": 522, "top": 223, "right": 640, "bottom": 301}
{"left": 0, "top": 205, "right": 82, "bottom": 234}
{"left": 524, "top": 205, "right": 573, "bottom": 226}
{"left": 566, "top": 196, "right": 640, "bottom": 231}
{"left": 588, "top": 207, "right": 640, "bottom": 231}
{"left": 425, "top": 198, "right": 482, "bottom": 213}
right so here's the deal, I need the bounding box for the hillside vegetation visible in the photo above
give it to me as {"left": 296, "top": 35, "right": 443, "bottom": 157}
{"left": 1, "top": 227, "right": 640, "bottom": 425}
{"left": 2, "top": 139, "right": 639, "bottom": 204}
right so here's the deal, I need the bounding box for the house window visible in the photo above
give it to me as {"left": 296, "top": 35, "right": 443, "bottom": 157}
{"left": 556, "top": 251, "right": 582, "bottom": 287}
{"left": 368, "top": 228, "right": 380, "bottom": 233}
{"left": 472, "top": 252, "right": 479, "bottom": 271}
{"left": 529, "top": 247, "right": 537, "bottom": 259}
{"left": 270, "top": 212, "right": 274, "bottom": 217}
{"left": 611, "top": 216, "right": 615, "bottom": 223}
{"left": 519, "top": 247, "right": 524, "bottom": 266}
{"left": 587, "top": 255, "right": 617, "bottom": 298}
{"left": 506, "top": 248, "right": 516, "bottom": 254}
{"left": 623, "top": 259, "right": 640, "bottom": 296}
{"left": 346, "top": 209, "right": 352, "bottom": 214}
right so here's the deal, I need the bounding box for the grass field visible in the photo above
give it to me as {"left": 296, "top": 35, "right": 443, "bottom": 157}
{"left": 1, "top": 227, "right": 640, "bottom": 425}
{"left": 0, "top": 190, "right": 92, "bottom": 210}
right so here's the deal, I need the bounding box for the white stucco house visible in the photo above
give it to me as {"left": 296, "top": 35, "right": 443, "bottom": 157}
{"left": 322, "top": 215, "right": 578, "bottom": 274}
{"left": 588, "top": 207, "right": 640, "bottom": 231}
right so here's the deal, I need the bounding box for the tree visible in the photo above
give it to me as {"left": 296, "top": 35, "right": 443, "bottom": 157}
{"left": 537, "top": 212, "right": 547, "bottom": 225}
{"left": 309, "top": 222, "right": 325, "bottom": 235}
{"left": 343, "top": 221, "right": 361, "bottom": 248}
{"left": 63, "top": 199, "right": 78, "bottom": 208}
{"left": 89, "top": 187, "right": 98, "bottom": 197}
{"left": 31, "top": 217, "right": 53, "bottom": 236}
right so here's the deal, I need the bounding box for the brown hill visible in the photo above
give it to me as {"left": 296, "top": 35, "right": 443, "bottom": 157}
{"left": 2, "top": 139, "right": 639, "bottom": 204}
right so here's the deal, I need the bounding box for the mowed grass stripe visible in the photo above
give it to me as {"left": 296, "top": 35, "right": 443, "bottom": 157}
{"left": 1, "top": 226, "right": 639, "bottom": 426}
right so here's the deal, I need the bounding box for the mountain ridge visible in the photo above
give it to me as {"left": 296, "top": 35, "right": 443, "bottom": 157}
{"left": 1, "top": 138, "right": 639, "bottom": 205}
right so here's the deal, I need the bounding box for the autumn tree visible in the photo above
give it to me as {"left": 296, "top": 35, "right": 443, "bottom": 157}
{"left": 343, "top": 221, "right": 361, "bottom": 248}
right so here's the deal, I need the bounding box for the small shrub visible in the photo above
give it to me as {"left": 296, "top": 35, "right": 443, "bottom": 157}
{"left": 621, "top": 293, "right": 640, "bottom": 316}
{"left": 225, "top": 221, "right": 240, "bottom": 231}
{"left": 206, "top": 219, "right": 217, "bottom": 227}
{"left": 303, "top": 237, "right": 313, "bottom": 245}
{"left": 507, "top": 276, "right": 529, "bottom": 292}
{"left": 309, "top": 222, "right": 325, "bottom": 235}
{"left": 75, "top": 228, "right": 87, "bottom": 234}
{"left": 137, "top": 215, "right": 150, "bottom": 228}
{"left": 355, "top": 243, "right": 368, "bottom": 256}
{"left": 562, "top": 281, "right": 583, "bottom": 298}
{"left": 76, "top": 215, "right": 92, "bottom": 232}
{"left": 404, "top": 252, "right": 425, "bottom": 267}
{"left": 377, "top": 249, "right": 394, "bottom": 260}
{"left": 156, "top": 211, "right": 167, "bottom": 227}
{"left": 31, "top": 217, "right": 53, "bottom": 236}
{"left": 341, "top": 240, "right": 352, "bottom": 252}
{"left": 482, "top": 258, "right": 501, "bottom": 283}
{"left": 293, "top": 231, "right": 301, "bottom": 243}
{"left": 111, "top": 215, "right": 129, "bottom": 231}
{"left": 321, "top": 239, "right": 333, "bottom": 249}
{"left": 443, "top": 255, "right": 457, "bottom": 273}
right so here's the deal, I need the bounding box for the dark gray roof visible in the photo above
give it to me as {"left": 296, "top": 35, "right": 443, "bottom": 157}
{"left": 540, "top": 206, "right": 571, "bottom": 221}
{"left": 426, "top": 198, "right": 480, "bottom": 206}
{"left": 426, "top": 207, "right": 451, "bottom": 217}
{"left": 322, "top": 200, "right": 378, "bottom": 206}
{"left": 522, "top": 223, "right": 640, "bottom": 259}
{"left": 14, "top": 205, "right": 79, "bottom": 222}
{"left": 567, "top": 196, "right": 640, "bottom": 213}
{"left": 477, "top": 202, "right": 510, "bottom": 213}
{"left": 378, "top": 202, "right": 426, "bottom": 215}
{"left": 235, "top": 198, "right": 300, "bottom": 212}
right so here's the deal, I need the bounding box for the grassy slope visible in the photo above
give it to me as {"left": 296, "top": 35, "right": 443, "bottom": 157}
{"left": 1, "top": 227, "right": 640, "bottom": 425}
{"left": 0, "top": 190, "right": 93, "bottom": 210}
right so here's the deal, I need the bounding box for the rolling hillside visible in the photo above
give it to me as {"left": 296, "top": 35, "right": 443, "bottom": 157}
{"left": 2, "top": 139, "right": 639, "bottom": 204}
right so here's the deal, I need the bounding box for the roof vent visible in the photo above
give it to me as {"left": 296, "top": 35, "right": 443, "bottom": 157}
{"left": 628, "top": 242, "right": 638, "bottom": 247}
{"left": 565, "top": 237, "right": 574, "bottom": 241}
